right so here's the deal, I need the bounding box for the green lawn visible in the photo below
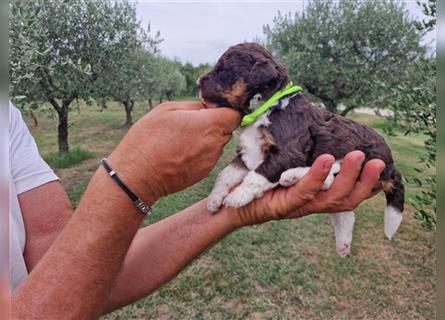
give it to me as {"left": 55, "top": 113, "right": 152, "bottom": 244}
{"left": 26, "top": 102, "right": 435, "bottom": 319}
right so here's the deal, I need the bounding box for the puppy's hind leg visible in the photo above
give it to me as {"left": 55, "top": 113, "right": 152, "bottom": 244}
{"left": 279, "top": 160, "right": 342, "bottom": 190}
{"left": 330, "top": 211, "right": 355, "bottom": 257}
{"left": 279, "top": 167, "right": 310, "bottom": 187}
{"left": 207, "top": 157, "right": 248, "bottom": 212}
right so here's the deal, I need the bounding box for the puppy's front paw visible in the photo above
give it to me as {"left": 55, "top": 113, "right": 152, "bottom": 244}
{"left": 207, "top": 187, "right": 230, "bottom": 212}
{"left": 207, "top": 196, "right": 224, "bottom": 212}
{"left": 223, "top": 188, "right": 254, "bottom": 208}
{"left": 224, "top": 171, "right": 277, "bottom": 208}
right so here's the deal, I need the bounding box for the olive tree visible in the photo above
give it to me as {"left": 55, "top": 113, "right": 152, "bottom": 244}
{"left": 181, "top": 62, "right": 212, "bottom": 97}
{"left": 9, "top": 0, "right": 147, "bottom": 152}
{"left": 264, "top": 0, "right": 424, "bottom": 115}
{"left": 386, "top": 0, "right": 436, "bottom": 230}
{"left": 96, "top": 22, "right": 162, "bottom": 126}
{"left": 157, "top": 57, "right": 186, "bottom": 102}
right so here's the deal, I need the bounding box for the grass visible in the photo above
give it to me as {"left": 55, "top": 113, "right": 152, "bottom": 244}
{"left": 44, "top": 147, "right": 93, "bottom": 168}
{"left": 25, "top": 102, "right": 435, "bottom": 320}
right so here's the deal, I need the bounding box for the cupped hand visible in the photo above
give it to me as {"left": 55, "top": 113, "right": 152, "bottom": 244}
{"left": 227, "top": 151, "right": 385, "bottom": 227}
{"left": 109, "top": 101, "right": 240, "bottom": 204}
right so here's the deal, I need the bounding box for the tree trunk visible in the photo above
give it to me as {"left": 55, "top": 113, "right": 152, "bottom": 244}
{"left": 159, "top": 95, "right": 163, "bottom": 103}
{"left": 57, "top": 103, "right": 70, "bottom": 154}
{"left": 166, "top": 92, "right": 172, "bottom": 101}
{"left": 340, "top": 105, "right": 357, "bottom": 116}
{"left": 49, "top": 98, "right": 73, "bottom": 154}
{"left": 99, "top": 99, "right": 107, "bottom": 112}
{"left": 123, "top": 100, "right": 134, "bottom": 127}
{"left": 323, "top": 100, "right": 338, "bottom": 114}
{"left": 30, "top": 110, "right": 39, "bottom": 128}
{"left": 148, "top": 98, "right": 153, "bottom": 110}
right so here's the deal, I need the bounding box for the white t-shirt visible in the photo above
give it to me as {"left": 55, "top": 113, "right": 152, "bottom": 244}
{"left": 9, "top": 102, "right": 59, "bottom": 292}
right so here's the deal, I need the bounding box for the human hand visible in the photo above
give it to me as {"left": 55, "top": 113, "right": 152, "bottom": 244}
{"left": 108, "top": 101, "right": 240, "bottom": 204}
{"left": 225, "top": 151, "right": 385, "bottom": 227}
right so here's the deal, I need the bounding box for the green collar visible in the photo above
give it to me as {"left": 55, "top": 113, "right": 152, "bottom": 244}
{"left": 240, "top": 82, "right": 303, "bottom": 127}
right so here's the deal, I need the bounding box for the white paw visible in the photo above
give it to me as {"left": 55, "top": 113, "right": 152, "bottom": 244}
{"left": 321, "top": 160, "right": 342, "bottom": 190}
{"left": 207, "top": 163, "right": 249, "bottom": 213}
{"left": 279, "top": 171, "right": 299, "bottom": 187}
{"left": 330, "top": 211, "right": 355, "bottom": 257}
{"left": 384, "top": 205, "right": 403, "bottom": 240}
{"left": 331, "top": 160, "right": 342, "bottom": 174}
{"left": 207, "top": 186, "right": 231, "bottom": 212}
{"left": 223, "top": 171, "right": 277, "bottom": 208}
{"left": 279, "top": 167, "right": 310, "bottom": 187}
{"left": 336, "top": 243, "right": 351, "bottom": 257}
{"left": 223, "top": 187, "right": 255, "bottom": 208}
{"left": 321, "top": 174, "right": 335, "bottom": 190}
{"left": 207, "top": 194, "right": 225, "bottom": 212}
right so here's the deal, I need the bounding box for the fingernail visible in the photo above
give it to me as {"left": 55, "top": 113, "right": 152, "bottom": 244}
{"left": 323, "top": 159, "right": 334, "bottom": 170}
{"left": 357, "top": 158, "right": 365, "bottom": 170}
{"left": 379, "top": 162, "right": 386, "bottom": 173}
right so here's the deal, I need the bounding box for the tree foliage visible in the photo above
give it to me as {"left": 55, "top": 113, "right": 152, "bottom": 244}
{"left": 181, "top": 62, "right": 212, "bottom": 96}
{"left": 264, "top": 0, "right": 424, "bottom": 115}
{"left": 9, "top": 0, "right": 151, "bottom": 152}
{"left": 386, "top": 0, "right": 436, "bottom": 230}
{"left": 156, "top": 57, "right": 186, "bottom": 102}
{"left": 96, "top": 21, "right": 162, "bottom": 126}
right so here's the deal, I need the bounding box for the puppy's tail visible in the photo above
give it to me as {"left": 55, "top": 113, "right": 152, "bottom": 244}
{"left": 383, "top": 168, "right": 404, "bottom": 240}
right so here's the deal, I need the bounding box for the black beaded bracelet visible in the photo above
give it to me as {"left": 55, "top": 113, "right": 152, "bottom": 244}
{"left": 100, "top": 158, "right": 152, "bottom": 216}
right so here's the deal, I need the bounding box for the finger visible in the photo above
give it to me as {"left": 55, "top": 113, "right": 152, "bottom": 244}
{"left": 284, "top": 154, "right": 335, "bottom": 207}
{"left": 346, "top": 159, "right": 385, "bottom": 205}
{"left": 204, "top": 107, "right": 241, "bottom": 134}
{"left": 300, "top": 159, "right": 385, "bottom": 215}
{"left": 327, "top": 151, "right": 365, "bottom": 199}
{"left": 161, "top": 101, "right": 207, "bottom": 111}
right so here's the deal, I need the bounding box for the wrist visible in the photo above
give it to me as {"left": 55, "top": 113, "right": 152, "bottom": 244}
{"left": 216, "top": 205, "right": 246, "bottom": 231}
{"left": 107, "top": 148, "right": 160, "bottom": 206}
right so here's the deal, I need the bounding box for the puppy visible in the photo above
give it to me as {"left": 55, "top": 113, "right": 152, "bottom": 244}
{"left": 199, "top": 43, "right": 404, "bottom": 257}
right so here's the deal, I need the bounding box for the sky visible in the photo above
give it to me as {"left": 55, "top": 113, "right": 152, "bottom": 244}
{"left": 135, "top": 1, "right": 436, "bottom": 66}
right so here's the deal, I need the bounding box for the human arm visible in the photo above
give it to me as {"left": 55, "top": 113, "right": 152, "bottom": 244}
{"left": 12, "top": 102, "right": 240, "bottom": 320}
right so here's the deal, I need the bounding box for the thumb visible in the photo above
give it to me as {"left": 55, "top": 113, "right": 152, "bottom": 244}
{"left": 285, "top": 154, "right": 335, "bottom": 207}
{"left": 205, "top": 107, "right": 241, "bottom": 134}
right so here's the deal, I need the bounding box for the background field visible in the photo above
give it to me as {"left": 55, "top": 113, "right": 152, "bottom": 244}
{"left": 26, "top": 102, "right": 435, "bottom": 319}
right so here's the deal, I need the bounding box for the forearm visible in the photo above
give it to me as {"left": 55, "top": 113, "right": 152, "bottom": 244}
{"left": 12, "top": 164, "right": 154, "bottom": 320}
{"left": 104, "top": 199, "right": 238, "bottom": 313}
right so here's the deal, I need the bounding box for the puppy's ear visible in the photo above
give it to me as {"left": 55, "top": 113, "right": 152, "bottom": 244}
{"left": 248, "top": 60, "right": 288, "bottom": 98}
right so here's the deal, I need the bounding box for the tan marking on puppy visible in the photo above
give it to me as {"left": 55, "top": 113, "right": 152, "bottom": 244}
{"left": 371, "top": 180, "right": 394, "bottom": 195}
{"left": 381, "top": 180, "right": 395, "bottom": 193}
{"left": 259, "top": 126, "right": 278, "bottom": 154}
{"left": 222, "top": 80, "right": 247, "bottom": 107}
